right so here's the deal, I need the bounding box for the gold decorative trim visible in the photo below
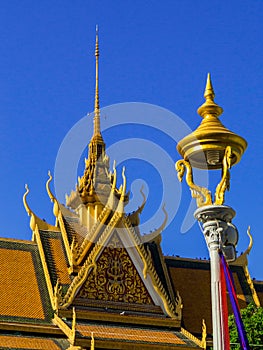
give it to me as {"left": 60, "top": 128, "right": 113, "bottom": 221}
{"left": 53, "top": 311, "right": 84, "bottom": 349}
{"left": 61, "top": 210, "right": 123, "bottom": 308}
{"left": 127, "top": 185, "right": 146, "bottom": 226}
{"left": 176, "top": 146, "right": 234, "bottom": 207}
{"left": 53, "top": 279, "right": 63, "bottom": 312}
{"left": 76, "top": 165, "right": 126, "bottom": 265}
{"left": 46, "top": 172, "right": 72, "bottom": 266}
{"left": 70, "top": 237, "right": 79, "bottom": 267}
{"left": 244, "top": 265, "right": 261, "bottom": 307}
{"left": 232, "top": 226, "right": 252, "bottom": 267}
{"left": 53, "top": 313, "right": 72, "bottom": 339}
{"left": 23, "top": 184, "right": 59, "bottom": 232}
{"left": 123, "top": 216, "right": 181, "bottom": 319}
{"left": 214, "top": 146, "right": 231, "bottom": 205}
{"left": 201, "top": 319, "right": 207, "bottom": 349}
{"left": 181, "top": 327, "right": 204, "bottom": 348}
{"left": 78, "top": 232, "right": 153, "bottom": 304}
{"left": 141, "top": 204, "right": 168, "bottom": 243}
{"left": 78, "top": 162, "right": 118, "bottom": 252}
{"left": 232, "top": 227, "right": 260, "bottom": 306}
{"left": 33, "top": 225, "right": 55, "bottom": 309}
{"left": 120, "top": 166, "right": 127, "bottom": 201}
{"left": 58, "top": 211, "right": 77, "bottom": 268}
{"left": 57, "top": 168, "right": 178, "bottom": 318}
{"left": 61, "top": 260, "right": 97, "bottom": 309}
{"left": 76, "top": 206, "right": 112, "bottom": 265}
{"left": 71, "top": 307, "right": 76, "bottom": 343}
{"left": 175, "top": 160, "right": 212, "bottom": 207}
{"left": 90, "top": 331, "right": 95, "bottom": 350}
{"left": 46, "top": 171, "right": 60, "bottom": 219}
{"left": 152, "top": 231, "right": 179, "bottom": 308}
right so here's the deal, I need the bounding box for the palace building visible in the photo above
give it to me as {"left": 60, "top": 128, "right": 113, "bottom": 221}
{"left": 0, "top": 33, "right": 262, "bottom": 350}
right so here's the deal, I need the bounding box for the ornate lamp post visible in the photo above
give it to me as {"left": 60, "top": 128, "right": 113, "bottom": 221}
{"left": 176, "top": 74, "right": 247, "bottom": 350}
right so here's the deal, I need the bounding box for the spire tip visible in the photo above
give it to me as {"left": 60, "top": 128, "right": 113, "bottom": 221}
{"left": 204, "top": 72, "right": 214, "bottom": 101}
{"left": 94, "top": 25, "right": 101, "bottom": 135}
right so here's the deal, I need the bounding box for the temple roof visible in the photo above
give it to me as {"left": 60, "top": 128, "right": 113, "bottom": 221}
{"left": 0, "top": 238, "right": 52, "bottom": 324}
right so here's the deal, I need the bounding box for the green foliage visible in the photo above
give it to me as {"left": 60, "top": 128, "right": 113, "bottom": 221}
{"left": 228, "top": 303, "right": 263, "bottom": 349}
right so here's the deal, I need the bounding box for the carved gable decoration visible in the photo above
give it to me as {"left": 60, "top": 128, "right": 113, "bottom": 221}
{"left": 77, "top": 231, "right": 153, "bottom": 305}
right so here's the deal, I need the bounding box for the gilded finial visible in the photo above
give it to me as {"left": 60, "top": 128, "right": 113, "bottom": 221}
{"left": 204, "top": 73, "right": 215, "bottom": 101}
{"left": 94, "top": 24, "right": 101, "bottom": 136}
{"left": 112, "top": 160, "right": 117, "bottom": 190}
{"left": 95, "top": 25, "right": 99, "bottom": 57}
{"left": 46, "top": 170, "right": 55, "bottom": 202}
{"left": 177, "top": 73, "right": 247, "bottom": 170}
{"left": 23, "top": 184, "right": 32, "bottom": 216}
{"left": 197, "top": 73, "right": 223, "bottom": 118}
{"left": 202, "top": 319, "right": 207, "bottom": 349}
{"left": 120, "top": 166, "right": 127, "bottom": 201}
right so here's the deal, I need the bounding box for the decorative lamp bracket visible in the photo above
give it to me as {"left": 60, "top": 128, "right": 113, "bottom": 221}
{"left": 176, "top": 146, "right": 233, "bottom": 208}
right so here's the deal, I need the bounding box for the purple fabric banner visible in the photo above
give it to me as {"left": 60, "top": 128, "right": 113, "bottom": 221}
{"left": 220, "top": 256, "right": 230, "bottom": 349}
{"left": 220, "top": 252, "right": 250, "bottom": 350}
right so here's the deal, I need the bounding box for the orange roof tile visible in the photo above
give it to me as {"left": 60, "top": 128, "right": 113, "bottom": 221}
{"left": 38, "top": 230, "right": 71, "bottom": 287}
{"left": 76, "top": 323, "right": 185, "bottom": 345}
{"left": 0, "top": 335, "right": 66, "bottom": 349}
{"left": 0, "top": 247, "right": 45, "bottom": 320}
{"left": 48, "top": 236, "right": 71, "bottom": 285}
{"left": 60, "top": 204, "right": 86, "bottom": 245}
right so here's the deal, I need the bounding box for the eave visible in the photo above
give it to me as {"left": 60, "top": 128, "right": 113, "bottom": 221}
{"left": 0, "top": 321, "right": 63, "bottom": 336}
{"left": 57, "top": 308, "right": 181, "bottom": 328}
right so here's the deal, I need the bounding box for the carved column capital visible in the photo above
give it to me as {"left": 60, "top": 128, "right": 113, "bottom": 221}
{"left": 194, "top": 204, "right": 238, "bottom": 262}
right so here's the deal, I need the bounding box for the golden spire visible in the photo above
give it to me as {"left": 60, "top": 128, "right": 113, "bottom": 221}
{"left": 204, "top": 72, "right": 214, "bottom": 100}
{"left": 88, "top": 25, "right": 105, "bottom": 159}
{"left": 197, "top": 73, "right": 223, "bottom": 118}
{"left": 94, "top": 25, "right": 101, "bottom": 136}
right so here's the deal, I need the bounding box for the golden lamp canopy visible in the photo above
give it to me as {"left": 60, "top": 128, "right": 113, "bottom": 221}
{"left": 177, "top": 73, "right": 247, "bottom": 170}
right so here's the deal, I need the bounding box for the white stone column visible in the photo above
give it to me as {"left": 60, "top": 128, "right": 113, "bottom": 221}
{"left": 194, "top": 205, "right": 238, "bottom": 350}
{"left": 204, "top": 220, "right": 225, "bottom": 350}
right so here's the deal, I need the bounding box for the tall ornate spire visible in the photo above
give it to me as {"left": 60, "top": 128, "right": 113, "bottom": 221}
{"left": 94, "top": 25, "right": 101, "bottom": 136}
{"left": 88, "top": 25, "right": 105, "bottom": 162}
{"left": 67, "top": 27, "right": 125, "bottom": 214}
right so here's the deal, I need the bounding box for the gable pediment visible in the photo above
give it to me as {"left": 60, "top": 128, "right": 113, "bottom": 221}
{"left": 58, "top": 217, "right": 181, "bottom": 320}
{"left": 76, "top": 230, "right": 154, "bottom": 305}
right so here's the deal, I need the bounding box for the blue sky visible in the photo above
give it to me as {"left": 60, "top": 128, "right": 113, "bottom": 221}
{"left": 0, "top": 1, "right": 263, "bottom": 280}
